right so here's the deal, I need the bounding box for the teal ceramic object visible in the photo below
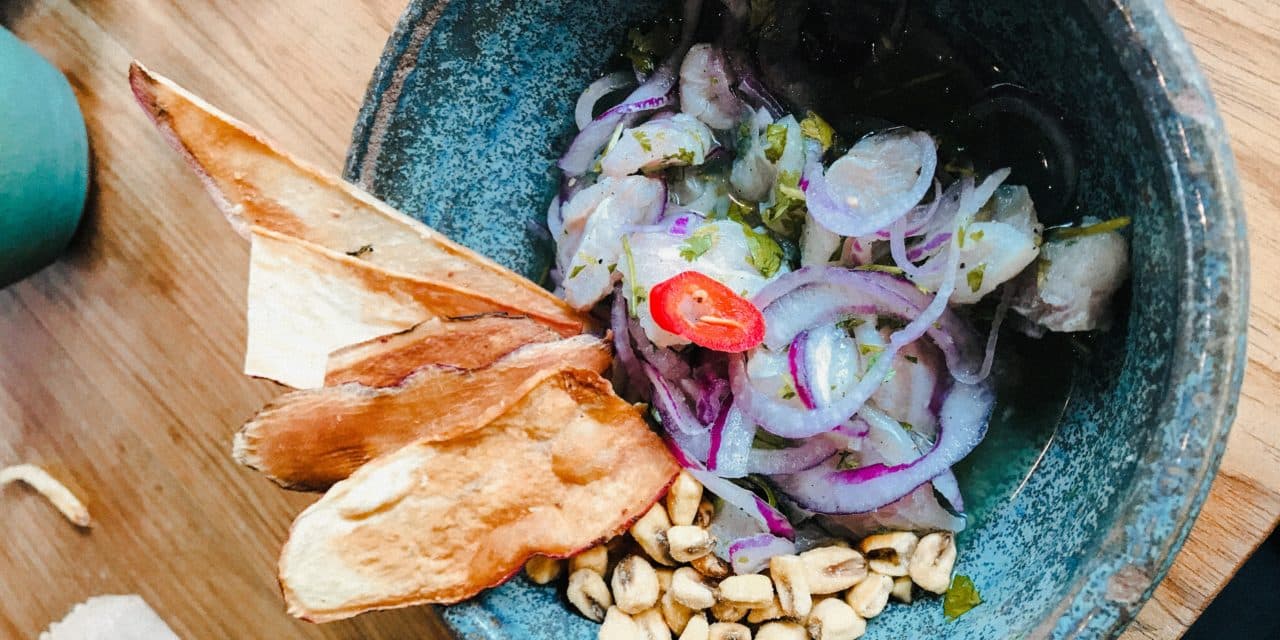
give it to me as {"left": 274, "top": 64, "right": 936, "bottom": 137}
{"left": 345, "top": 0, "right": 1248, "bottom": 637}
{"left": 0, "top": 27, "right": 88, "bottom": 288}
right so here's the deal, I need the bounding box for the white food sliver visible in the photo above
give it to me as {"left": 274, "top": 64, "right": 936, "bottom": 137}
{"left": 1, "top": 464, "right": 91, "bottom": 528}
{"left": 40, "top": 595, "right": 180, "bottom": 640}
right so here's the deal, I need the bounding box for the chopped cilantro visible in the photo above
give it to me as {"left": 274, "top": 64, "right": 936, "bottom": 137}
{"left": 666, "top": 148, "right": 696, "bottom": 166}
{"left": 967, "top": 263, "right": 987, "bottom": 293}
{"left": 607, "top": 262, "right": 618, "bottom": 274}
{"left": 835, "top": 452, "right": 860, "bottom": 471}
{"left": 764, "top": 123, "right": 788, "bottom": 163}
{"left": 859, "top": 343, "right": 884, "bottom": 356}
{"left": 753, "top": 431, "right": 801, "bottom": 450}
{"left": 568, "top": 264, "right": 587, "bottom": 279}
{"left": 679, "top": 226, "right": 717, "bottom": 262}
{"left": 838, "top": 317, "right": 866, "bottom": 332}
{"left": 727, "top": 198, "right": 757, "bottom": 225}
{"left": 957, "top": 223, "right": 967, "bottom": 248}
{"left": 800, "top": 112, "right": 835, "bottom": 152}
{"left": 621, "top": 235, "right": 641, "bottom": 318}
{"left": 969, "top": 229, "right": 985, "bottom": 243}
{"left": 739, "top": 224, "right": 784, "bottom": 278}
{"left": 733, "top": 474, "right": 781, "bottom": 508}
{"left": 1051, "top": 216, "right": 1132, "bottom": 240}
{"left": 345, "top": 244, "right": 374, "bottom": 258}
{"left": 943, "top": 575, "right": 983, "bottom": 620}
{"left": 632, "top": 130, "right": 653, "bottom": 152}
{"left": 762, "top": 171, "right": 806, "bottom": 235}
{"left": 854, "top": 264, "right": 906, "bottom": 275}
{"left": 622, "top": 20, "right": 679, "bottom": 77}
{"left": 900, "top": 421, "right": 914, "bottom": 432}
{"left": 779, "top": 383, "right": 797, "bottom": 400}
{"left": 904, "top": 355, "right": 919, "bottom": 364}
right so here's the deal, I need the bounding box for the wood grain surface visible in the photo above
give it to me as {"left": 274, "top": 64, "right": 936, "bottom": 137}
{"left": 0, "top": 1, "right": 1274, "bottom": 638}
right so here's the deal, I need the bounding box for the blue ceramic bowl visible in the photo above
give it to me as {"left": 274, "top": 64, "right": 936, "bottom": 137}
{"left": 345, "top": 1, "right": 1248, "bottom": 637}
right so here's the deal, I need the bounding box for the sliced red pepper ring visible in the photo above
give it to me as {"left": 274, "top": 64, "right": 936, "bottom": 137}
{"left": 649, "top": 271, "right": 766, "bottom": 353}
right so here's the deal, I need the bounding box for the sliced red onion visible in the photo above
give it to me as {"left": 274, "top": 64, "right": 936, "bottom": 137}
{"left": 932, "top": 469, "right": 965, "bottom": 513}
{"left": 873, "top": 180, "right": 942, "bottom": 240}
{"left": 773, "top": 380, "right": 993, "bottom": 514}
{"left": 575, "top": 71, "right": 636, "bottom": 130}
{"left": 761, "top": 284, "right": 877, "bottom": 350}
{"left": 728, "top": 534, "right": 796, "bottom": 575}
{"left": 558, "top": 0, "right": 703, "bottom": 176}
{"left": 611, "top": 289, "right": 648, "bottom": 401}
{"left": 953, "top": 283, "right": 1012, "bottom": 386}
{"left": 804, "top": 132, "right": 938, "bottom": 237}
{"left": 546, "top": 195, "right": 564, "bottom": 248}
{"left": 645, "top": 362, "right": 706, "bottom": 435}
{"left": 733, "top": 261, "right": 977, "bottom": 438}
{"left": 725, "top": 51, "right": 785, "bottom": 119}
{"left": 746, "top": 434, "right": 842, "bottom": 475}
{"left": 688, "top": 469, "right": 795, "bottom": 539}
{"left": 787, "top": 330, "right": 817, "bottom": 410}
{"left": 820, "top": 481, "right": 967, "bottom": 537}
{"left": 708, "top": 404, "right": 753, "bottom": 478}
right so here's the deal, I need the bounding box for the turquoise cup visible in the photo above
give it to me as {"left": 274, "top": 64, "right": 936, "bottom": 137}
{"left": 0, "top": 26, "right": 88, "bottom": 288}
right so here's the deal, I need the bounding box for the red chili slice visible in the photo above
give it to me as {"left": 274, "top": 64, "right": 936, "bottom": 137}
{"left": 649, "top": 271, "right": 766, "bottom": 353}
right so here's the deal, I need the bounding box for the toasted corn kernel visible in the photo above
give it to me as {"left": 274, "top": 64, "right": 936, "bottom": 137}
{"left": 858, "top": 532, "right": 918, "bottom": 577}
{"left": 661, "top": 591, "right": 695, "bottom": 635}
{"left": 755, "top": 621, "right": 806, "bottom": 640}
{"left": 804, "top": 598, "right": 865, "bottom": 640}
{"left": 667, "top": 525, "right": 717, "bottom": 562}
{"left": 572, "top": 545, "right": 610, "bottom": 576}
{"left": 690, "top": 552, "right": 732, "bottom": 579}
{"left": 768, "top": 554, "right": 812, "bottom": 619}
{"left": 656, "top": 568, "right": 674, "bottom": 594}
{"left": 568, "top": 569, "right": 613, "bottom": 622}
{"left": 667, "top": 471, "right": 704, "bottom": 526}
{"left": 679, "top": 614, "right": 710, "bottom": 640}
{"left": 747, "top": 594, "right": 784, "bottom": 624}
{"left": 800, "top": 547, "right": 868, "bottom": 594}
{"left": 524, "top": 555, "right": 564, "bottom": 585}
{"left": 599, "top": 606, "right": 641, "bottom": 640}
{"left": 908, "top": 532, "right": 956, "bottom": 594}
{"left": 671, "top": 567, "right": 717, "bottom": 610}
{"left": 694, "top": 499, "right": 716, "bottom": 528}
{"left": 707, "top": 622, "right": 751, "bottom": 640}
{"left": 631, "top": 504, "right": 677, "bottom": 566}
{"left": 636, "top": 607, "right": 673, "bottom": 640}
{"left": 718, "top": 574, "right": 774, "bottom": 607}
{"left": 613, "top": 555, "right": 661, "bottom": 614}
{"left": 845, "top": 573, "right": 892, "bottom": 619}
{"left": 890, "top": 576, "right": 914, "bottom": 603}
{"left": 710, "top": 601, "right": 749, "bottom": 623}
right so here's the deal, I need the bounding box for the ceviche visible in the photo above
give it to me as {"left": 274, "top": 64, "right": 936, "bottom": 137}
{"left": 542, "top": 0, "right": 1130, "bottom": 636}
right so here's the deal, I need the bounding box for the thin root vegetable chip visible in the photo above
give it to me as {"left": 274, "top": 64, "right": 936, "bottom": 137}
{"left": 324, "top": 314, "right": 561, "bottom": 388}
{"left": 278, "top": 368, "right": 679, "bottom": 622}
{"left": 129, "top": 61, "right": 590, "bottom": 340}
{"left": 235, "top": 335, "right": 613, "bottom": 491}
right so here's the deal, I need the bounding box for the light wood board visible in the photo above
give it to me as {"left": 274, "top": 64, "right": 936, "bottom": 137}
{"left": 0, "top": 1, "right": 1275, "bottom": 638}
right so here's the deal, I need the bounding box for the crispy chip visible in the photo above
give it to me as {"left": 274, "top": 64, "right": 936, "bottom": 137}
{"left": 235, "top": 335, "right": 613, "bottom": 491}
{"left": 278, "top": 369, "right": 679, "bottom": 622}
{"left": 129, "top": 62, "right": 590, "bottom": 337}
{"left": 247, "top": 227, "right": 574, "bottom": 389}
{"left": 325, "top": 314, "right": 561, "bottom": 388}
{"left": 1, "top": 464, "right": 91, "bottom": 528}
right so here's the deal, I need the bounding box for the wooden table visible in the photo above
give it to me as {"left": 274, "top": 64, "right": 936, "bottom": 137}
{"left": 0, "top": 1, "right": 1274, "bottom": 638}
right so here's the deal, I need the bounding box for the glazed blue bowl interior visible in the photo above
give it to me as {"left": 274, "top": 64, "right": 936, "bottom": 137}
{"left": 345, "top": 1, "right": 1247, "bottom": 638}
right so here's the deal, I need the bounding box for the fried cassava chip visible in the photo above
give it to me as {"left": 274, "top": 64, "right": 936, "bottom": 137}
{"left": 247, "top": 227, "right": 572, "bottom": 389}
{"left": 324, "top": 314, "right": 561, "bottom": 388}
{"left": 235, "top": 335, "right": 613, "bottom": 491}
{"left": 278, "top": 368, "right": 678, "bottom": 622}
{"left": 129, "top": 62, "right": 589, "bottom": 339}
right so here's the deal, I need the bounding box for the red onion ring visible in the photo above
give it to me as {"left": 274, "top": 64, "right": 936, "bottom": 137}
{"left": 803, "top": 132, "right": 938, "bottom": 237}
{"left": 746, "top": 434, "right": 842, "bottom": 475}
{"left": 788, "top": 330, "right": 817, "bottom": 410}
{"left": 575, "top": 71, "right": 636, "bottom": 130}
{"left": 772, "top": 381, "right": 992, "bottom": 514}
{"left": 727, "top": 534, "right": 797, "bottom": 575}
{"left": 707, "top": 404, "right": 752, "bottom": 478}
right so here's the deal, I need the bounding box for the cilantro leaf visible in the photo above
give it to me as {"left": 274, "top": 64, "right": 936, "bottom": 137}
{"left": 632, "top": 130, "right": 653, "bottom": 152}
{"left": 764, "top": 123, "right": 788, "bottom": 163}
{"left": 943, "top": 575, "right": 983, "bottom": 620}
{"left": 762, "top": 171, "right": 806, "bottom": 235}
{"left": 738, "top": 224, "right": 784, "bottom": 278}
{"left": 800, "top": 112, "right": 835, "bottom": 152}
{"left": 568, "top": 264, "right": 587, "bottom": 279}
{"left": 967, "top": 263, "right": 987, "bottom": 293}
{"left": 680, "top": 227, "right": 717, "bottom": 262}
{"left": 753, "top": 431, "right": 801, "bottom": 450}
{"left": 1050, "top": 216, "right": 1132, "bottom": 240}
{"left": 835, "top": 452, "right": 860, "bottom": 470}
